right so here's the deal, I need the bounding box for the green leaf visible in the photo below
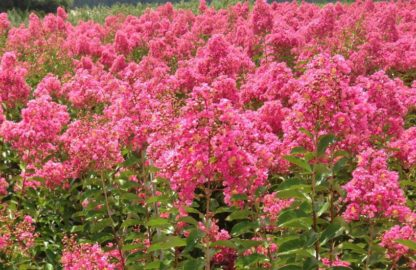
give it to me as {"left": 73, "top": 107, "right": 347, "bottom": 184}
{"left": 184, "top": 229, "right": 201, "bottom": 252}
{"left": 341, "top": 242, "right": 366, "bottom": 254}
{"left": 279, "top": 217, "right": 313, "bottom": 230}
{"left": 91, "top": 218, "right": 113, "bottom": 233}
{"left": 277, "top": 188, "right": 308, "bottom": 200}
{"left": 178, "top": 216, "right": 198, "bottom": 226}
{"left": 123, "top": 243, "right": 144, "bottom": 251}
{"left": 121, "top": 219, "right": 142, "bottom": 228}
{"left": 226, "top": 210, "right": 251, "bottom": 221}
{"left": 70, "top": 225, "right": 84, "bottom": 233}
{"left": 231, "top": 193, "right": 248, "bottom": 201}
{"left": 236, "top": 253, "right": 267, "bottom": 267}
{"left": 146, "top": 218, "right": 169, "bottom": 227}
{"left": 300, "top": 128, "right": 313, "bottom": 139}
{"left": 214, "top": 206, "right": 232, "bottom": 214}
{"left": 144, "top": 260, "right": 161, "bottom": 269}
{"left": 304, "top": 230, "right": 319, "bottom": 248}
{"left": 291, "top": 146, "right": 307, "bottom": 154}
{"left": 211, "top": 240, "right": 237, "bottom": 249}
{"left": 279, "top": 266, "right": 302, "bottom": 270}
{"left": 277, "top": 178, "right": 307, "bottom": 190}
{"left": 284, "top": 156, "right": 312, "bottom": 173}
{"left": 185, "top": 207, "right": 201, "bottom": 215}
{"left": 319, "top": 223, "right": 344, "bottom": 245}
{"left": 148, "top": 236, "right": 186, "bottom": 251}
{"left": 278, "top": 238, "right": 305, "bottom": 254}
{"left": 231, "top": 221, "right": 258, "bottom": 236}
{"left": 396, "top": 239, "right": 416, "bottom": 250}
{"left": 184, "top": 258, "right": 204, "bottom": 270}
{"left": 303, "top": 256, "right": 319, "bottom": 270}
{"left": 120, "top": 192, "right": 139, "bottom": 201}
{"left": 123, "top": 153, "right": 141, "bottom": 167}
{"left": 334, "top": 157, "right": 349, "bottom": 174}
{"left": 233, "top": 239, "right": 263, "bottom": 250}
{"left": 317, "top": 202, "right": 329, "bottom": 217}
{"left": 146, "top": 195, "right": 169, "bottom": 204}
{"left": 317, "top": 134, "right": 336, "bottom": 156}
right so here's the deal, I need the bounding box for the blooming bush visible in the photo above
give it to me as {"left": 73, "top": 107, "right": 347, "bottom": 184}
{"left": 0, "top": 1, "right": 416, "bottom": 269}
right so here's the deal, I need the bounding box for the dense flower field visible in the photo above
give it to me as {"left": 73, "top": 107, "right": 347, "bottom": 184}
{"left": 0, "top": 0, "right": 415, "bottom": 269}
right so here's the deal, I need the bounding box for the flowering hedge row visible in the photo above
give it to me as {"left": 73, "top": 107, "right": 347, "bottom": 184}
{"left": 0, "top": 0, "right": 415, "bottom": 269}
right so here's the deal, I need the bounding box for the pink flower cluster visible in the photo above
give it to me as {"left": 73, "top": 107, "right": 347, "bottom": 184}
{"left": 0, "top": 0, "right": 414, "bottom": 267}
{"left": 0, "top": 13, "right": 10, "bottom": 35}
{"left": 148, "top": 87, "right": 280, "bottom": 205}
{"left": 0, "top": 52, "right": 30, "bottom": 107}
{"left": 389, "top": 127, "right": 416, "bottom": 168}
{"left": 61, "top": 240, "right": 119, "bottom": 270}
{"left": 0, "top": 177, "right": 8, "bottom": 195}
{"left": 0, "top": 95, "right": 70, "bottom": 164}
{"left": 0, "top": 213, "right": 38, "bottom": 254}
{"left": 381, "top": 225, "right": 416, "bottom": 267}
{"left": 321, "top": 257, "right": 351, "bottom": 269}
{"left": 343, "top": 149, "right": 411, "bottom": 222}
{"left": 261, "top": 192, "right": 293, "bottom": 231}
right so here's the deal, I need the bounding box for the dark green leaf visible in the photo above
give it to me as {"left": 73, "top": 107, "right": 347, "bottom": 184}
{"left": 317, "top": 134, "right": 336, "bottom": 156}
{"left": 178, "top": 216, "right": 198, "bottom": 226}
{"left": 320, "top": 223, "right": 344, "bottom": 245}
{"left": 226, "top": 210, "right": 251, "bottom": 221}
{"left": 278, "top": 238, "right": 305, "bottom": 254}
{"left": 231, "top": 221, "right": 258, "bottom": 236}
{"left": 148, "top": 236, "right": 186, "bottom": 251}
{"left": 184, "top": 258, "right": 204, "bottom": 270}
{"left": 121, "top": 219, "right": 142, "bottom": 228}
{"left": 284, "top": 156, "right": 312, "bottom": 173}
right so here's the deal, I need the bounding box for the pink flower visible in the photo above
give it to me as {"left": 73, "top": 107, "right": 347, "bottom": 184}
{"left": 321, "top": 257, "right": 351, "bottom": 268}
{"left": 0, "top": 95, "right": 70, "bottom": 164}
{"left": 60, "top": 118, "right": 123, "bottom": 176}
{"left": 343, "top": 149, "right": 409, "bottom": 222}
{"left": 0, "top": 13, "right": 10, "bottom": 34}
{"left": 389, "top": 127, "right": 416, "bottom": 168}
{"left": 381, "top": 225, "right": 416, "bottom": 264}
{"left": 262, "top": 192, "right": 293, "bottom": 224}
{"left": 252, "top": 0, "right": 273, "bottom": 35}
{"left": 0, "top": 177, "right": 8, "bottom": 195}
{"left": 61, "top": 242, "right": 117, "bottom": 270}
{"left": 0, "top": 52, "right": 30, "bottom": 107}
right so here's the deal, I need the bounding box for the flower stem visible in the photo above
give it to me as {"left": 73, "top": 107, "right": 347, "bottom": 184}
{"left": 365, "top": 221, "right": 375, "bottom": 270}
{"left": 100, "top": 174, "right": 126, "bottom": 269}
{"left": 205, "top": 187, "right": 211, "bottom": 270}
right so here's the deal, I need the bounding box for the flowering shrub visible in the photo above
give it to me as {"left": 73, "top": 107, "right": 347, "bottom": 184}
{"left": 0, "top": 1, "right": 416, "bottom": 269}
